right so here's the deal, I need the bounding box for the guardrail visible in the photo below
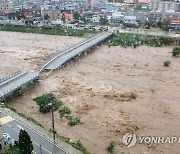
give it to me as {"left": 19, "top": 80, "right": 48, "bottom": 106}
{"left": 41, "top": 32, "right": 113, "bottom": 70}
{"left": 41, "top": 32, "right": 104, "bottom": 70}
{"left": 0, "top": 71, "right": 22, "bottom": 84}
{"left": 0, "top": 72, "right": 39, "bottom": 101}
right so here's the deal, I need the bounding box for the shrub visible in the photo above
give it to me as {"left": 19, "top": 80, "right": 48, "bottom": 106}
{"left": 33, "top": 93, "right": 62, "bottom": 113}
{"left": 163, "top": 60, "right": 171, "bottom": 67}
{"left": 68, "top": 117, "right": 80, "bottom": 126}
{"left": 109, "top": 34, "right": 173, "bottom": 48}
{"left": 0, "top": 25, "right": 96, "bottom": 37}
{"left": 107, "top": 141, "right": 116, "bottom": 153}
{"left": 59, "top": 106, "right": 71, "bottom": 118}
{"left": 172, "top": 47, "right": 180, "bottom": 57}
{"left": 108, "top": 34, "right": 143, "bottom": 48}
{"left": 60, "top": 136, "right": 90, "bottom": 154}
{"left": 4, "top": 104, "right": 43, "bottom": 127}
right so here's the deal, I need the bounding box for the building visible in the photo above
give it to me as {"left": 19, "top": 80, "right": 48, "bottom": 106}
{"left": 91, "top": 0, "right": 107, "bottom": 9}
{"left": 58, "top": 0, "right": 88, "bottom": 12}
{"left": 149, "top": 0, "right": 180, "bottom": 23}
{"left": 0, "top": 0, "right": 8, "bottom": 9}
{"left": 123, "top": 15, "right": 139, "bottom": 27}
{"left": 125, "top": 0, "right": 151, "bottom": 4}
{"left": 149, "top": 0, "right": 180, "bottom": 12}
{"left": 169, "top": 19, "right": 180, "bottom": 30}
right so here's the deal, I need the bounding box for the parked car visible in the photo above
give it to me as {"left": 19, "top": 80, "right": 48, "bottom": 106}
{"left": 3, "top": 133, "right": 10, "bottom": 141}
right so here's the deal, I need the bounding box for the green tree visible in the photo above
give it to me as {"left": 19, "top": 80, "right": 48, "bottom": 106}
{"left": 157, "top": 21, "right": 162, "bottom": 28}
{"left": 172, "top": 47, "right": 180, "bottom": 57}
{"left": 161, "top": 20, "right": 169, "bottom": 31}
{"left": 99, "top": 17, "right": 108, "bottom": 25}
{"left": 144, "top": 21, "right": 151, "bottom": 29}
{"left": 18, "top": 130, "right": 33, "bottom": 154}
{"left": 59, "top": 106, "right": 71, "bottom": 118}
{"left": 44, "top": 14, "right": 50, "bottom": 20}
{"left": 33, "top": 93, "right": 62, "bottom": 113}
{"left": 73, "top": 12, "right": 81, "bottom": 21}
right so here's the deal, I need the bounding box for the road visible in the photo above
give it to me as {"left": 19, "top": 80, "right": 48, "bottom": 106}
{"left": 0, "top": 111, "right": 68, "bottom": 154}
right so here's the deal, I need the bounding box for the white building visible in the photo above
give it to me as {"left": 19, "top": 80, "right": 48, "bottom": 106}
{"left": 150, "top": 0, "right": 180, "bottom": 13}
{"left": 58, "top": 0, "right": 88, "bottom": 12}
{"left": 149, "top": 0, "right": 180, "bottom": 23}
{"left": 0, "top": 0, "right": 9, "bottom": 10}
{"left": 91, "top": 0, "right": 107, "bottom": 9}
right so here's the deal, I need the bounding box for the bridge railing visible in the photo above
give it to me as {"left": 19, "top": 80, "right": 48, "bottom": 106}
{"left": 41, "top": 32, "right": 105, "bottom": 70}
{"left": 0, "top": 71, "right": 22, "bottom": 84}
{"left": 44, "top": 32, "right": 112, "bottom": 70}
{"left": 0, "top": 71, "right": 28, "bottom": 88}
{"left": 0, "top": 73, "right": 39, "bottom": 100}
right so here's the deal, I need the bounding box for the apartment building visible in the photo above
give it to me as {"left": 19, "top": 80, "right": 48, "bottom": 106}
{"left": 0, "top": 0, "right": 9, "bottom": 10}
{"left": 149, "top": 0, "right": 180, "bottom": 23}
{"left": 91, "top": 0, "right": 107, "bottom": 9}
{"left": 58, "top": 0, "right": 88, "bottom": 12}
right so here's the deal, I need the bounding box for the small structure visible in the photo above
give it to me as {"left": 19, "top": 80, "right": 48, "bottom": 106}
{"left": 169, "top": 19, "right": 180, "bottom": 30}
{"left": 123, "top": 15, "right": 139, "bottom": 27}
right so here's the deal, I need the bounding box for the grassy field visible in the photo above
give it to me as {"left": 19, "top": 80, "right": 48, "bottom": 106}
{"left": 108, "top": 33, "right": 173, "bottom": 48}
{"left": 0, "top": 25, "right": 97, "bottom": 37}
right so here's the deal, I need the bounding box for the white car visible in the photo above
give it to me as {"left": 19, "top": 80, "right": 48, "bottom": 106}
{"left": 3, "top": 133, "right": 10, "bottom": 140}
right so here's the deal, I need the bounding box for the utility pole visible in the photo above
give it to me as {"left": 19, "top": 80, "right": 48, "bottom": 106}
{"left": 51, "top": 100, "right": 55, "bottom": 144}
{"left": 40, "top": 145, "right": 42, "bottom": 154}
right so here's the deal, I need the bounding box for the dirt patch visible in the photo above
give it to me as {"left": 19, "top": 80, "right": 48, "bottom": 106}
{"left": 104, "top": 90, "right": 138, "bottom": 102}
{"left": 75, "top": 103, "right": 95, "bottom": 116}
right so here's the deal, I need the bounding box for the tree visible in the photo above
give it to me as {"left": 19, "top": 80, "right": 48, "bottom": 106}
{"left": 33, "top": 93, "right": 62, "bottom": 113}
{"left": 157, "top": 21, "right": 162, "bottom": 28}
{"left": 144, "top": 21, "right": 151, "bottom": 29}
{"left": 44, "top": 14, "right": 50, "bottom": 20}
{"left": 161, "top": 20, "right": 169, "bottom": 31}
{"left": 18, "top": 130, "right": 33, "bottom": 154}
{"left": 172, "top": 47, "right": 180, "bottom": 57}
{"left": 99, "top": 17, "right": 108, "bottom": 25}
{"left": 73, "top": 12, "right": 81, "bottom": 21}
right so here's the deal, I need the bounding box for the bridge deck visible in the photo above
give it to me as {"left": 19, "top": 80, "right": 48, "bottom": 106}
{"left": 42, "top": 32, "right": 113, "bottom": 70}
{"left": 0, "top": 71, "right": 39, "bottom": 100}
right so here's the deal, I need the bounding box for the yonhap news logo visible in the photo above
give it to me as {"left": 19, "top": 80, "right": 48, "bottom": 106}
{"left": 122, "top": 133, "right": 180, "bottom": 148}
{"left": 123, "top": 133, "right": 137, "bottom": 148}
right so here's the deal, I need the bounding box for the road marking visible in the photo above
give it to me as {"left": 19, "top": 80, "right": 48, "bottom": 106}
{"left": 0, "top": 116, "right": 13, "bottom": 125}
{"left": 5, "top": 123, "right": 52, "bottom": 154}
{"left": 17, "top": 125, "right": 24, "bottom": 130}
{"left": 0, "top": 109, "right": 69, "bottom": 154}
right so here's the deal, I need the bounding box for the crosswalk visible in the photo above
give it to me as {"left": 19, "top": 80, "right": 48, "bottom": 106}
{"left": 0, "top": 116, "right": 13, "bottom": 125}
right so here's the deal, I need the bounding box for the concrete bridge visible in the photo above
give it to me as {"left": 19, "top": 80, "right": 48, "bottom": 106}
{"left": 41, "top": 32, "right": 113, "bottom": 71}
{"left": 0, "top": 32, "right": 112, "bottom": 100}
{"left": 0, "top": 71, "right": 39, "bottom": 101}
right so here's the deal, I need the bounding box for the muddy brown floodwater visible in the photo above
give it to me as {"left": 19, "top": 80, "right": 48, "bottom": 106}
{"left": 1, "top": 31, "right": 180, "bottom": 154}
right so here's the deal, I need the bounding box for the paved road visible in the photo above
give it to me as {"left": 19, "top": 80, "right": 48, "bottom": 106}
{"left": 0, "top": 71, "right": 39, "bottom": 100}
{"left": 42, "top": 32, "right": 113, "bottom": 70}
{"left": 0, "top": 111, "right": 67, "bottom": 154}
